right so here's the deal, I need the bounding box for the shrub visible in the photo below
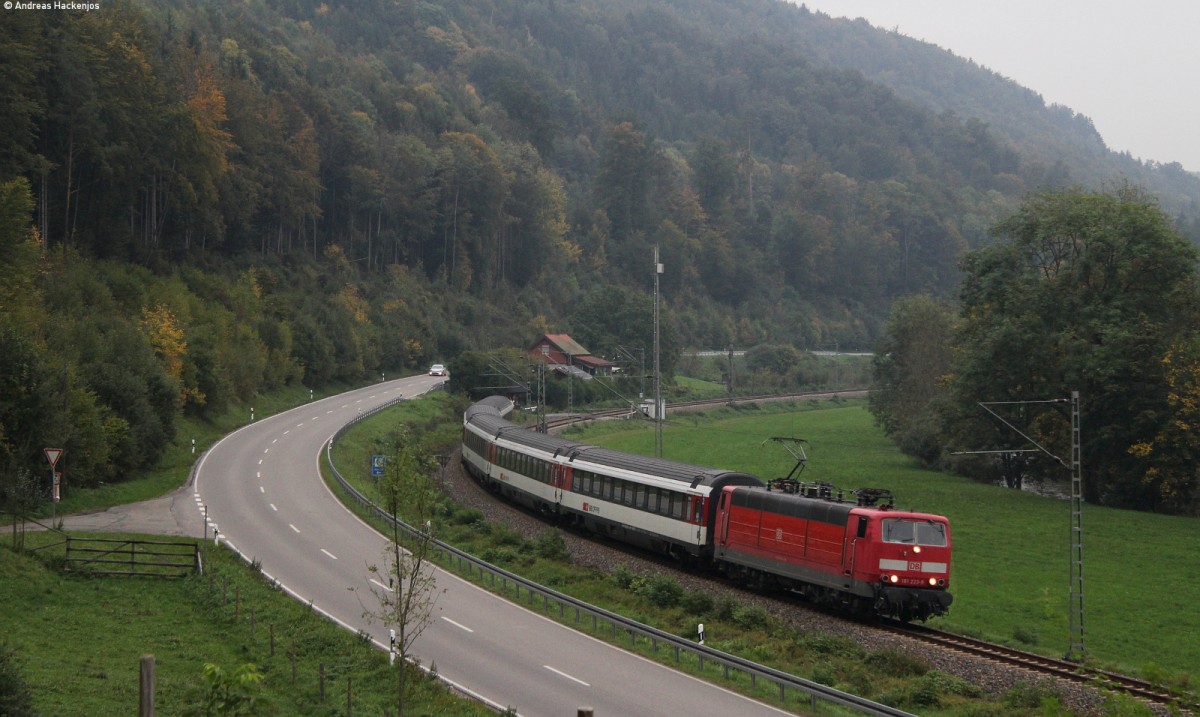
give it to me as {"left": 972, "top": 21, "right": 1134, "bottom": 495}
{"left": 712, "top": 596, "right": 738, "bottom": 621}
{"left": 450, "top": 507, "right": 484, "bottom": 525}
{"left": 865, "top": 648, "right": 929, "bottom": 678}
{"left": 1012, "top": 624, "right": 1039, "bottom": 645}
{"left": 611, "top": 565, "right": 637, "bottom": 590}
{"left": 730, "top": 604, "right": 769, "bottom": 630}
{"left": 533, "top": 530, "right": 570, "bottom": 562}
{"left": 632, "top": 574, "right": 682, "bottom": 607}
{"left": 0, "top": 644, "right": 37, "bottom": 717}
{"left": 679, "top": 590, "right": 714, "bottom": 615}
{"left": 1003, "top": 679, "right": 1061, "bottom": 710}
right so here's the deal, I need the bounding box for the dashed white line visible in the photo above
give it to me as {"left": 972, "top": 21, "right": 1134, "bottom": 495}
{"left": 269, "top": 504, "right": 277, "bottom": 512}
{"left": 289, "top": 524, "right": 300, "bottom": 533}
{"left": 544, "top": 665, "right": 589, "bottom": 687}
{"left": 259, "top": 486, "right": 265, "bottom": 493}
{"left": 321, "top": 549, "right": 338, "bottom": 560}
{"left": 442, "top": 617, "right": 474, "bottom": 633}
{"left": 370, "top": 578, "right": 393, "bottom": 593}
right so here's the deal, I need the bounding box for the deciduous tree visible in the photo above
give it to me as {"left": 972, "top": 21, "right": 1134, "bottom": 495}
{"left": 942, "top": 185, "right": 1200, "bottom": 510}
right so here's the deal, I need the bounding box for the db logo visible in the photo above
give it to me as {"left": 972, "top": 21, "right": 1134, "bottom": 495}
{"left": 908, "top": 561, "right": 922, "bottom": 572}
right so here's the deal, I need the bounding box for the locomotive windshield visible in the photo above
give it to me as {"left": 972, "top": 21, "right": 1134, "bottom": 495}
{"left": 882, "top": 519, "right": 947, "bottom": 547}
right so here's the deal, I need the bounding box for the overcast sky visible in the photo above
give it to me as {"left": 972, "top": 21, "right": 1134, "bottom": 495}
{"left": 796, "top": 1, "right": 1200, "bottom": 172}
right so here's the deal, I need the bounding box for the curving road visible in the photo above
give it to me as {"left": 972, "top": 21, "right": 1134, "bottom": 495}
{"left": 60, "top": 376, "right": 797, "bottom": 716}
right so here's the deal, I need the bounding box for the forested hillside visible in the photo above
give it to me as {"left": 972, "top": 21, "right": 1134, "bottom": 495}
{"left": 3, "top": 0, "right": 1200, "bottom": 497}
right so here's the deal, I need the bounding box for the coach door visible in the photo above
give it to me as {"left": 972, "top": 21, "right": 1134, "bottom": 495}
{"left": 552, "top": 464, "right": 571, "bottom": 506}
{"left": 847, "top": 515, "right": 869, "bottom": 577}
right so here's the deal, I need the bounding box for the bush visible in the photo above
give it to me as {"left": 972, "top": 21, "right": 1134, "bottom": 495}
{"left": 865, "top": 648, "right": 929, "bottom": 677}
{"left": 679, "top": 590, "right": 714, "bottom": 615}
{"left": 611, "top": 565, "right": 637, "bottom": 590}
{"left": 632, "top": 574, "right": 683, "bottom": 607}
{"left": 533, "top": 530, "right": 570, "bottom": 562}
{"left": 1003, "top": 679, "right": 1061, "bottom": 710}
{"left": 450, "top": 507, "right": 484, "bottom": 525}
{"left": 712, "top": 597, "right": 738, "bottom": 621}
{"left": 1012, "top": 624, "right": 1039, "bottom": 645}
{"left": 730, "top": 604, "right": 769, "bottom": 630}
{"left": 0, "top": 644, "right": 37, "bottom": 717}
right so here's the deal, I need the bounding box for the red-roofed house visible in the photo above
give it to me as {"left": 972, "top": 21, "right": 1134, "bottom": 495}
{"left": 527, "top": 334, "right": 617, "bottom": 378}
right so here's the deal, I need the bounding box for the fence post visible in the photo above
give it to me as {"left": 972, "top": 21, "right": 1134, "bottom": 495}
{"left": 139, "top": 654, "right": 155, "bottom": 717}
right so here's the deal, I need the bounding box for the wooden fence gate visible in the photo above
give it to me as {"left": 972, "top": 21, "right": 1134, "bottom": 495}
{"left": 64, "top": 537, "right": 200, "bottom": 578}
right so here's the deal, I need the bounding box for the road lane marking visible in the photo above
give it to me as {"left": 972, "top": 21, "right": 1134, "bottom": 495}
{"left": 370, "top": 578, "right": 393, "bottom": 593}
{"left": 289, "top": 524, "right": 300, "bottom": 533}
{"left": 442, "top": 617, "right": 474, "bottom": 633}
{"left": 321, "top": 549, "right": 338, "bottom": 560}
{"left": 269, "top": 504, "right": 277, "bottom": 511}
{"left": 544, "top": 665, "right": 589, "bottom": 687}
{"left": 259, "top": 486, "right": 265, "bottom": 493}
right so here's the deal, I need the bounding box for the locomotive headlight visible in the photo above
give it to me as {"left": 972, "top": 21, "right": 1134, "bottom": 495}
{"left": 913, "top": 546, "right": 922, "bottom": 554}
{"left": 928, "top": 578, "right": 937, "bottom": 586}
{"left": 889, "top": 574, "right": 899, "bottom": 584}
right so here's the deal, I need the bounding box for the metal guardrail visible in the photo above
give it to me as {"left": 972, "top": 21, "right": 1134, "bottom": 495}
{"left": 325, "top": 397, "right": 915, "bottom": 717}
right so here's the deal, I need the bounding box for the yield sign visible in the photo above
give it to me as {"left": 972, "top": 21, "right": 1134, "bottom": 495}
{"left": 44, "top": 448, "right": 63, "bottom": 468}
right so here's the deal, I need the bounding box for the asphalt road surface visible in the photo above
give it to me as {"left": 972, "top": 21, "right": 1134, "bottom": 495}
{"left": 56, "top": 376, "right": 797, "bottom": 716}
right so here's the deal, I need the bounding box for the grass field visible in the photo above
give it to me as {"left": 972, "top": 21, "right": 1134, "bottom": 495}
{"left": 0, "top": 531, "right": 489, "bottom": 716}
{"left": 569, "top": 400, "right": 1200, "bottom": 688}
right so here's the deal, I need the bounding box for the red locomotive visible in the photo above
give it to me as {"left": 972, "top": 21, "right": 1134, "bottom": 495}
{"left": 714, "top": 480, "right": 952, "bottom": 621}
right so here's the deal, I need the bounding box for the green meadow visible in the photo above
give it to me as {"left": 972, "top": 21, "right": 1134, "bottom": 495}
{"left": 0, "top": 531, "right": 489, "bottom": 716}
{"left": 569, "top": 400, "right": 1200, "bottom": 687}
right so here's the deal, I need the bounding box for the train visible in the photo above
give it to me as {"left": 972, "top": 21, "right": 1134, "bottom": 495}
{"left": 461, "top": 395, "right": 953, "bottom": 622}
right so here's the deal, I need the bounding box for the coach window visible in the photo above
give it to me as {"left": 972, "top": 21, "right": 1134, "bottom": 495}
{"left": 635, "top": 485, "right": 647, "bottom": 509}
{"left": 623, "top": 482, "right": 636, "bottom": 506}
{"left": 670, "top": 493, "right": 685, "bottom": 520}
{"left": 647, "top": 488, "right": 660, "bottom": 513}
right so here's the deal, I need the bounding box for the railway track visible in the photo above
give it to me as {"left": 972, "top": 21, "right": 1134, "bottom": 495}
{"left": 881, "top": 622, "right": 1195, "bottom": 712}
{"left": 502, "top": 391, "right": 1196, "bottom": 713}
{"left": 542, "top": 389, "right": 868, "bottom": 430}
